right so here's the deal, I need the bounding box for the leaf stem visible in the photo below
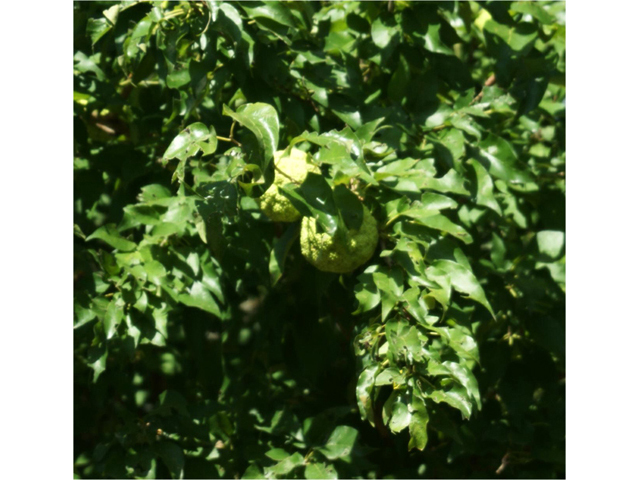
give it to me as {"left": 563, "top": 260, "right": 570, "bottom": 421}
{"left": 216, "top": 136, "right": 242, "bottom": 147}
{"left": 384, "top": 213, "right": 403, "bottom": 228}
{"left": 162, "top": 8, "right": 184, "bottom": 21}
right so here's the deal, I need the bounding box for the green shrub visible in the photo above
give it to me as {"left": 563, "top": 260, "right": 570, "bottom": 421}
{"left": 74, "top": 2, "right": 565, "bottom": 478}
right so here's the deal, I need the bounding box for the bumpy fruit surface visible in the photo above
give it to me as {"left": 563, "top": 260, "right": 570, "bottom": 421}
{"left": 300, "top": 207, "right": 378, "bottom": 273}
{"left": 259, "top": 148, "right": 320, "bottom": 222}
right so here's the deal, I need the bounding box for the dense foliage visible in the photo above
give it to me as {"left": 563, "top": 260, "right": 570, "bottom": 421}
{"left": 74, "top": 1, "right": 565, "bottom": 478}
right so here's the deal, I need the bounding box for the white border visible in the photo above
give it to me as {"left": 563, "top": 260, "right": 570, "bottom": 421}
{"left": 567, "top": 1, "right": 640, "bottom": 479}
{"left": 1, "top": 1, "right": 72, "bottom": 477}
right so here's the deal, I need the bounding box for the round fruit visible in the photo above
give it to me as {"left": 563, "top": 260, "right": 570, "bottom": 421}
{"left": 259, "top": 147, "right": 320, "bottom": 222}
{"left": 300, "top": 207, "right": 378, "bottom": 273}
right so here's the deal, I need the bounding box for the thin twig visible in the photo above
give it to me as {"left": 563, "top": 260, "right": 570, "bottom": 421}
{"left": 471, "top": 74, "right": 497, "bottom": 105}
{"left": 229, "top": 121, "right": 237, "bottom": 142}
{"left": 496, "top": 452, "right": 510, "bottom": 475}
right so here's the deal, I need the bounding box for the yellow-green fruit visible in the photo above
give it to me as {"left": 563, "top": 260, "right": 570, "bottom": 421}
{"left": 300, "top": 207, "right": 379, "bottom": 273}
{"left": 259, "top": 147, "right": 320, "bottom": 222}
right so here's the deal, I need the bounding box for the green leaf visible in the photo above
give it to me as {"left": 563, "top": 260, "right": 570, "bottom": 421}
{"left": 242, "top": 465, "right": 266, "bottom": 479}
{"left": 451, "top": 115, "right": 482, "bottom": 139}
{"left": 430, "top": 260, "right": 494, "bottom": 317}
{"left": 407, "top": 391, "right": 429, "bottom": 451}
{"left": 167, "top": 68, "right": 191, "bottom": 89}
{"left": 269, "top": 224, "right": 299, "bottom": 285}
{"left": 388, "top": 54, "right": 410, "bottom": 102}
{"left": 104, "top": 297, "right": 124, "bottom": 339}
{"left": 177, "top": 281, "right": 222, "bottom": 317}
{"left": 537, "top": 230, "right": 565, "bottom": 260}
{"left": 87, "top": 343, "right": 108, "bottom": 382}
{"left": 239, "top": 2, "right": 298, "bottom": 29}
{"left": 376, "top": 159, "right": 419, "bottom": 178}
{"left": 144, "top": 261, "right": 168, "bottom": 286}
{"left": 87, "top": 224, "right": 137, "bottom": 252}
{"left": 223, "top": 103, "right": 280, "bottom": 168}
{"left": 304, "top": 463, "right": 337, "bottom": 480}
{"left": 416, "top": 18, "right": 454, "bottom": 55}
{"left": 387, "top": 240, "right": 435, "bottom": 290}
{"left": 356, "top": 365, "right": 378, "bottom": 425}
{"left": 469, "top": 159, "right": 502, "bottom": 214}
{"left": 510, "top": 2, "right": 555, "bottom": 25}
{"left": 268, "top": 452, "right": 305, "bottom": 476}
{"left": 281, "top": 172, "right": 339, "bottom": 235}
{"left": 375, "top": 368, "right": 404, "bottom": 387}
{"left": 384, "top": 391, "right": 411, "bottom": 433}
{"left": 265, "top": 449, "right": 290, "bottom": 461}
{"left": 158, "top": 390, "right": 190, "bottom": 417}
{"left": 424, "top": 104, "right": 453, "bottom": 130}
{"left": 441, "top": 326, "right": 480, "bottom": 363}
{"left": 373, "top": 267, "right": 404, "bottom": 321}
{"left": 430, "top": 386, "right": 473, "bottom": 419}
{"left": 87, "top": 17, "right": 112, "bottom": 45}
{"left": 398, "top": 194, "right": 458, "bottom": 222}
{"left": 403, "top": 287, "right": 438, "bottom": 326}
{"left": 333, "top": 184, "right": 364, "bottom": 230}
{"left": 319, "top": 425, "right": 358, "bottom": 460}
{"left": 74, "top": 294, "right": 97, "bottom": 329}
{"left": 102, "top": 4, "right": 120, "bottom": 25}
{"left": 139, "top": 184, "right": 172, "bottom": 202}
{"left": 424, "top": 266, "right": 452, "bottom": 310}
{"left": 125, "top": 16, "right": 153, "bottom": 62}
{"left": 411, "top": 214, "right": 472, "bottom": 245}
{"left": 74, "top": 224, "right": 86, "bottom": 240}
{"left": 371, "top": 16, "right": 397, "bottom": 49}
{"left": 436, "top": 361, "right": 481, "bottom": 409}
{"left": 73, "top": 51, "right": 105, "bottom": 81}
{"left": 483, "top": 19, "right": 538, "bottom": 54}
{"left": 356, "top": 120, "right": 386, "bottom": 144}
{"left": 354, "top": 272, "right": 381, "bottom": 314}
{"left": 423, "top": 169, "right": 471, "bottom": 196}
{"left": 477, "top": 134, "right": 533, "bottom": 184}
{"left": 163, "top": 123, "right": 217, "bottom": 163}
{"left": 154, "top": 441, "right": 184, "bottom": 480}
{"left": 386, "top": 320, "right": 424, "bottom": 363}
{"left": 439, "top": 128, "right": 466, "bottom": 162}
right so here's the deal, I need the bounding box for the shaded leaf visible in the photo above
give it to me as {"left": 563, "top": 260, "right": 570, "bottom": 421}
{"left": 354, "top": 272, "right": 381, "bottom": 314}
{"left": 87, "top": 224, "right": 137, "bottom": 252}
{"left": 240, "top": 1, "right": 297, "bottom": 28}
{"left": 104, "top": 297, "right": 124, "bottom": 339}
{"left": 356, "top": 365, "right": 378, "bottom": 425}
{"left": 477, "top": 134, "right": 533, "bottom": 184}
{"left": 304, "top": 463, "right": 337, "bottom": 480}
{"left": 269, "top": 224, "right": 299, "bottom": 285}
{"left": 319, "top": 425, "right": 359, "bottom": 460}
{"left": 430, "top": 386, "right": 473, "bottom": 419}
{"left": 407, "top": 391, "right": 429, "bottom": 451}
{"left": 423, "top": 169, "right": 471, "bottom": 196}
{"left": 483, "top": 19, "right": 538, "bottom": 54}
{"left": 384, "top": 391, "right": 411, "bottom": 433}
{"left": 154, "top": 441, "right": 184, "bottom": 480}
{"left": 268, "top": 452, "right": 305, "bottom": 476}
{"left": 411, "top": 214, "right": 472, "bottom": 245}
{"left": 177, "top": 282, "right": 222, "bottom": 317}
{"left": 430, "top": 260, "right": 494, "bottom": 316}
